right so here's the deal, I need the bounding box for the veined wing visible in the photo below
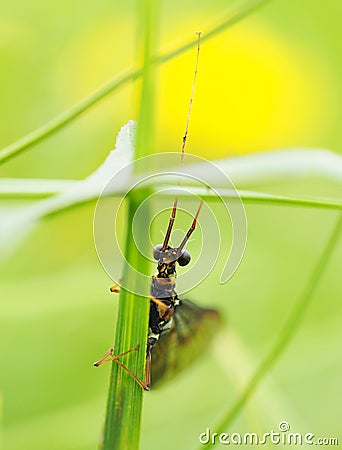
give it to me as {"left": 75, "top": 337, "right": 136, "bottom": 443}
{"left": 151, "top": 299, "right": 221, "bottom": 387}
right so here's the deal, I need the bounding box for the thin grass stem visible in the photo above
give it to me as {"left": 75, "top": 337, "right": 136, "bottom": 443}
{"left": 0, "top": 0, "right": 269, "bottom": 165}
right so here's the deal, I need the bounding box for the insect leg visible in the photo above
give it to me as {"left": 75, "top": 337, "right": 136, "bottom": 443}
{"left": 111, "top": 355, "right": 150, "bottom": 391}
{"left": 109, "top": 284, "right": 120, "bottom": 293}
{"left": 109, "top": 278, "right": 122, "bottom": 293}
{"left": 144, "top": 344, "right": 152, "bottom": 391}
{"left": 93, "top": 346, "right": 139, "bottom": 367}
{"left": 94, "top": 345, "right": 151, "bottom": 391}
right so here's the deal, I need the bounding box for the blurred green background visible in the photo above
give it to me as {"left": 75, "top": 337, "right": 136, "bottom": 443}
{"left": 1, "top": 0, "right": 341, "bottom": 449}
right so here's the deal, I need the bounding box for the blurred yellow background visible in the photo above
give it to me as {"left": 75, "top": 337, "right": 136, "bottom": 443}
{"left": 1, "top": 1, "right": 341, "bottom": 449}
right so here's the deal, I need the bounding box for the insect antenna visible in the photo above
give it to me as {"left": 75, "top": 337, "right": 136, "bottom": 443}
{"left": 161, "top": 198, "right": 178, "bottom": 251}
{"left": 180, "top": 31, "right": 201, "bottom": 166}
{"left": 177, "top": 200, "right": 203, "bottom": 254}
{"left": 161, "top": 32, "right": 202, "bottom": 251}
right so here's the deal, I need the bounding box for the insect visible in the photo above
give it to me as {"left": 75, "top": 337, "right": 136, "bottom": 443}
{"left": 94, "top": 33, "right": 221, "bottom": 390}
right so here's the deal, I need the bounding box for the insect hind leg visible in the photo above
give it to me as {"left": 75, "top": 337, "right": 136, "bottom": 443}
{"left": 94, "top": 345, "right": 151, "bottom": 391}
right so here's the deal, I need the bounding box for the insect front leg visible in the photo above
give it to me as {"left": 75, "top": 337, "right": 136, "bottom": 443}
{"left": 109, "top": 280, "right": 121, "bottom": 293}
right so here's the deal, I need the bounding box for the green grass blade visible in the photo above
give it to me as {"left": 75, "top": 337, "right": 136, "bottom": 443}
{"left": 0, "top": 0, "right": 270, "bottom": 165}
{"left": 1, "top": 183, "right": 342, "bottom": 212}
{"left": 101, "top": 194, "right": 150, "bottom": 450}
{"left": 0, "top": 70, "right": 136, "bottom": 165}
{"left": 198, "top": 213, "right": 342, "bottom": 450}
{"left": 0, "top": 178, "right": 77, "bottom": 198}
{"left": 160, "top": 187, "right": 342, "bottom": 211}
{"left": 0, "top": 181, "right": 340, "bottom": 261}
{"left": 101, "top": 2, "right": 157, "bottom": 449}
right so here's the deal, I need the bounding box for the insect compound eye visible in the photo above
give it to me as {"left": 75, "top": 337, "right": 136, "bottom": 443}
{"left": 153, "top": 244, "right": 164, "bottom": 260}
{"left": 178, "top": 250, "right": 191, "bottom": 266}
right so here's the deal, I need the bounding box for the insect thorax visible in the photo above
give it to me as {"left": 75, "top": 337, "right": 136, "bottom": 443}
{"left": 151, "top": 273, "right": 177, "bottom": 300}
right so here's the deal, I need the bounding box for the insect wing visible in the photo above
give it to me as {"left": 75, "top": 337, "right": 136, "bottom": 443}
{"left": 151, "top": 299, "right": 221, "bottom": 387}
